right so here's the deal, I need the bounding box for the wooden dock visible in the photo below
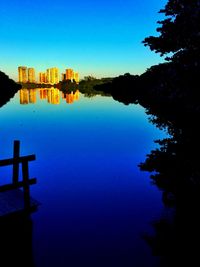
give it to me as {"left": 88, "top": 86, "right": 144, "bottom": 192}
{"left": 0, "top": 140, "right": 39, "bottom": 217}
{"left": 0, "top": 189, "right": 39, "bottom": 217}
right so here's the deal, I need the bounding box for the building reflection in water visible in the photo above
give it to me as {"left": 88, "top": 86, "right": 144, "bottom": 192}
{"left": 20, "top": 89, "right": 37, "bottom": 104}
{"left": 19, "top": 88, "right": 80, "bottom": 105}
{"left": 62, "top": 90, "right": 79, "bottom": 104}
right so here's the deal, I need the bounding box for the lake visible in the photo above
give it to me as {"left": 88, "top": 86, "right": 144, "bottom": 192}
{"left": 0, "top": 88, "right": 166, "bottom": 267}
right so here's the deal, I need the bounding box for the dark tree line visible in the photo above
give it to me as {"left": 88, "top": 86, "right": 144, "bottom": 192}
{"left": 95, "top": 0, "right": 200, "bottom": 192}
{"left": 0, "top": 71, "right": 21, "bottom": 107}
{"left": 95, "top": 2, "right": 200, "bottom": 265}
{"left": 96, "top": 5, "right": 200, "bottom": 264}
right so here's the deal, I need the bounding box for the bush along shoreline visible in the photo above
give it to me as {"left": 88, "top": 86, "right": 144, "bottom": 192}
{"left": 0, "top": 70, "right": 21, "bottom": 107}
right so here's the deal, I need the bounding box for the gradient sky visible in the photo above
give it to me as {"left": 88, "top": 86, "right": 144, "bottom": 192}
{"left": 0, "top": 0, "right": 166, "bottom": 80}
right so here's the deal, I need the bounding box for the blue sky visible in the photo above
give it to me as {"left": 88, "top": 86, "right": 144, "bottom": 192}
{"left": 0, "top": 0, "right": 166, "bottom": 80}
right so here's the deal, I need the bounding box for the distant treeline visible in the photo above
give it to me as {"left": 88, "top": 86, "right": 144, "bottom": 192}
{"left": 79, "top": 76, "right": 112, "bottom": 97}
{"left": 19, "top": 77, "right": 113, "bottom": 97}
{"left": 19, "top": 82, "right": 55, "bottom": 89}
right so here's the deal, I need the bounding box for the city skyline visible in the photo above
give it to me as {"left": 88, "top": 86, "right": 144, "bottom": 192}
{"left": 18, "top": 66, "right": 79, "bottom": 84}
{"left": 0, "top": 0, "right": 166, "bottom": 81}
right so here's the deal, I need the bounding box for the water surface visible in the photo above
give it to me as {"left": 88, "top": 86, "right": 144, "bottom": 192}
{"left": 0, "top": 88, "right": 166, "bottom": 267}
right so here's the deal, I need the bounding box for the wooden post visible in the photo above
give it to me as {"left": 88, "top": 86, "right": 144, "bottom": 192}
{"left": 13, "top": 140, "right": 20, "bottom": 184}
{"left": 22, "top": 160, "right": 31, "bottom": 210}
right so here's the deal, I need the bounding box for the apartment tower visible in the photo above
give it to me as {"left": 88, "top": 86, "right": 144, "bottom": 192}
{"left": 66, "top": 69, "right": 74, "bottom": 81}
{"left": 28, "top": 68, "right": 35, "bottom": 83}
{"left": 18, "top": 66, "right": 27, "bottom": 83}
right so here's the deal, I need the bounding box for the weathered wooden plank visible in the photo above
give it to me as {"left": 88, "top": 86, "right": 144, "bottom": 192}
{"left": 0, "top": 178, "right": 37, "bottom": 192}
{"left": 13, "top": 140, "right": 20, "bottom": 184}
{"left": 0, "top": 154, "right": 36, "bottom": 166}
{"left": 0, "top": 189, "right": 39, "bottom": 217}
{"left": 22, "top": 161, "right": 30, "bottom": 209}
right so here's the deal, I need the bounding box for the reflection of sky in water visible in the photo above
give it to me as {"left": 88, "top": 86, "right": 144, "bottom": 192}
{"left": 0, "top": 89, "right": 166, "bottom": 267}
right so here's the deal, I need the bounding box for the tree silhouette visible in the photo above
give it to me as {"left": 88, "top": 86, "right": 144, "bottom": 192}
{"left": 0, "top": 71, "right": 21, "bottom": 108}
{"left": 143, "top": 0, "right": 200, "bottom": 62}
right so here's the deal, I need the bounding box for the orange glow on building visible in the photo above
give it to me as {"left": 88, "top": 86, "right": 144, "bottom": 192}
{"left": 66, "top": 69, "right": 74, "bottom": 81}
{"left": 46, "top": 68, "right": 59, "bottom": 84}
{"left": 28, "top": 68, "right": 36, "bottom": 83}
{"left": 18, "top": 66, "right": 27, "bottom": 83}
{"left": 39, "top": 72, "right": 47, "bottom": 83}
{"left": 74, "top": 72, "right": 79, "bottom": 83}
{"left": 18, "top": 66, "right": 79, "bottom": 84}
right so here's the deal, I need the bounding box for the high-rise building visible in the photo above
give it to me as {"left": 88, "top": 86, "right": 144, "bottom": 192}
{"left": 28, "top": 68, "right": 35, "bottom": 83}
{"left": 51, "top": 68, "right": 59, "bottom": 84}
{"left": 18, "top": 66, "right": 27, "bottom": 83}
{"left": 46, "top": 68, "right": 59, "bottom": 84}
{"left": 39, "top": 72, "right": 47, "bottom": 83}
{"left": 74, "top": 72, "right": 79, "bottom": 83}
{"left": 66, "top": 69, "right": 74, "bottom": 81}
{"left": 46, "top": 69, "right": 51, "bottom": 84}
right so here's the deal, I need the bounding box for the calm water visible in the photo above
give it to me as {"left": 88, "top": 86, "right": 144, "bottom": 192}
{"left": 0, "top": 88, "right": 166, "bottom": 267}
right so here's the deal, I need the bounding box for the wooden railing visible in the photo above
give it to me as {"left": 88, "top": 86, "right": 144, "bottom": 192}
{"left": 0, "top": 140, "right": 37, "bottom": 210}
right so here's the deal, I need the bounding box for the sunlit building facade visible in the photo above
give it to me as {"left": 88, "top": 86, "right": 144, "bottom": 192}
{"left": 18, "top": 66, "right": 27, "bottom": 83}
{"left": 18, "top": 66, "right": 77, "bottom": 84}
{"left": 39, "top": 72, "right": 47, "bottom": 83}
{"left": 46, "top": 68, "right": 60, "bottom": 84}
{"left": 46, "top": 69, "right": 51, "bottom": 84}
{"left": 74, "top": 72, "right": 79, "bottom": 83}
{"left": 51, "top": 68, "right": 59, "bottom": 84}
{"left": 28, "top": 68, "right": 35, "bottom": 83}
{"left": 66, "top": 69, "right": 74, "bottom": 81}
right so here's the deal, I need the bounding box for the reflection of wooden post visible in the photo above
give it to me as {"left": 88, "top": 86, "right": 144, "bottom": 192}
{"left": 13, "top": 140, "right": 20, "bottom": 184}
{"left": 22, "top": 160, "right": 30, "bottom": 210}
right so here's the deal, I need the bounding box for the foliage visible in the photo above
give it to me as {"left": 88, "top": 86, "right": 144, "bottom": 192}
{"left": 0, "top": 71, "right": 21, "bottom": 107}
{"left": 79, "top": 77, "right": 112, "bottom": 97}
{"left": 57, "top": 80, "right": 78, "bottom": 93}
{"left": 143, "top": 0, "right": 200, "bottom": 62}
{"left": 19, "top": 82, "right": 55, "bottom": 89}
{"left": 95, "top": 0, "right": 200, "bottom": 195}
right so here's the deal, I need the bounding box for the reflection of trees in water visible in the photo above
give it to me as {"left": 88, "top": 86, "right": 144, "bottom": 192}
{"left": 143, "top": 189, "right": 200, "bottom": 267}
{"left": 0, "top": 213, "right": 34, "bottom": 267}
{"left": 94, "top": 0, "right": 200, "bottom": 264}
{"left": 140, "top": 129, "right": 200, "bottom": 266}
{"left": 140, "top": 0, "right": 200, "bottom": 264}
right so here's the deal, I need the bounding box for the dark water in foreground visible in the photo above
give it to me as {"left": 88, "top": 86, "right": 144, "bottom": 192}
{"left": 0, "top": 88, "right": 167, "bottom": 266}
